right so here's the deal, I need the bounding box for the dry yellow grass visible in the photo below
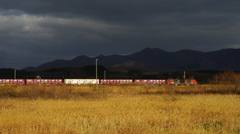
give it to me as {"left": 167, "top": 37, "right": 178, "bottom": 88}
{"left": 0, "top": 85, "right": 240, "bottom": 133}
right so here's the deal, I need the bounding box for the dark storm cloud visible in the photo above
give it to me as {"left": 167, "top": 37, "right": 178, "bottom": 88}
{"left": 1, "top": 0, "right": 240, "bottom": 69}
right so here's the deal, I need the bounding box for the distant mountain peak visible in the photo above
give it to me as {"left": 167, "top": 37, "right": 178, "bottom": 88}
{"left": 72, "top": 55, "right": 89, "bottom": 60}
{"left": 131, "top": 48, "right": 167, "bottom": 57}
{"left": 141, "top": 47, "right": 166, "bottom": 52}
{"left": 176, "top": 49, "right": 203, "bottom": 54}
{"left": 96, "top": 55, "right": 105, "bottom": 58}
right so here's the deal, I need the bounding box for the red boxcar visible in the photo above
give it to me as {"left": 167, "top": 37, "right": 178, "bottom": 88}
{"left": 0, "top": 79, "right": 25, "bottom": 85}
{"left": 134, "top": 79, "right": 166, "bottom": 85}
{"left": 100, "top": 79, "right": 133, "bottom": 84}
{"left": 26, "top": 79, "right": 63, "bottom": 84}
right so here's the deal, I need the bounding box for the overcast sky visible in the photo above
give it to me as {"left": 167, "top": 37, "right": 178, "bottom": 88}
{"left": 1, "top": 0, "right": 240, "bottom": 69}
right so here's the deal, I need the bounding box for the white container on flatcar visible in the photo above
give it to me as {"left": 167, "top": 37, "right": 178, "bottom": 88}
{"left": 64, "top": 79, "right": 99, "bottom": 85}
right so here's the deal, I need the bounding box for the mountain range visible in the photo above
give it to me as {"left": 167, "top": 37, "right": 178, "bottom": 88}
{"left": 26, "top": 48, "right": 240, "bottom": 71}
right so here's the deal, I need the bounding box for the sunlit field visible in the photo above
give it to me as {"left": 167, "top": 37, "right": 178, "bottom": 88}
{"left": 0, "top": 85, "right": 240, "bottom": 134}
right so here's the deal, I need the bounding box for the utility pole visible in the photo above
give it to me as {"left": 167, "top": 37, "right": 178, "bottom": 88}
{"left": 96, "top": 59, "right": 98, "bottom": 80}
{"left": 183, "top": 71, "right": 186, "bottom": 79}
{"left": 104, "top": 70, "right": 106, "bottom": 79}
{"left": 14, "top": 70, "right": 16, "bottom": 79}
{"left": 95, "top": 59, "right": 98, "bottom": 91}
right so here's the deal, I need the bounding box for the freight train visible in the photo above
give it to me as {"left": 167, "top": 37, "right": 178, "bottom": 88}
{"left": 0, "top": 79, "right": 197, "bottom": 85}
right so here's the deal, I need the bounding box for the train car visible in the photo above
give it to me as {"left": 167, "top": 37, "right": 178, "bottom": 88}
{"left": 166, "top": 79, "right": 197, "bottom": 85}
{"left": 100, "top": 79, "right": 133, "bottom": 84}
{"left": 50, "top": 79, "right": 63, "bottom": 84}
{"left": 184, "top": 79, "right": 197, "bottom": 85}
{"left": 134, "top": 79, "right": 166, "bottom": 85}
{"left": 0, "top": 79, "right": 25, "bottom": 85}
{"left": 64, "top": 79, "right": 99, "bottom": 85}
{"left": 166, "top": 79, "right": 180, "bottom": 85}
{"left": 26, "top": 79, "right": 63, "bottom": 84}
{"left": 0, "top": 78, "right": 197, "bottom": 86}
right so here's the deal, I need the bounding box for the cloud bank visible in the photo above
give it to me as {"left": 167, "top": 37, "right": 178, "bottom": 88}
{"left": 1, "top": 0, "right": 240, "bottom": 69}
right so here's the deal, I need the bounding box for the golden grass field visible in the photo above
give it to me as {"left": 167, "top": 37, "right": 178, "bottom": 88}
{"left": 0, "top": 84, "right": 240, "bottom": 134}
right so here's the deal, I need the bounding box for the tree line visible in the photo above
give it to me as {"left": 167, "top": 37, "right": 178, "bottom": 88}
{"left": 211, "top": 71, "right": 240, "bottom": 84}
